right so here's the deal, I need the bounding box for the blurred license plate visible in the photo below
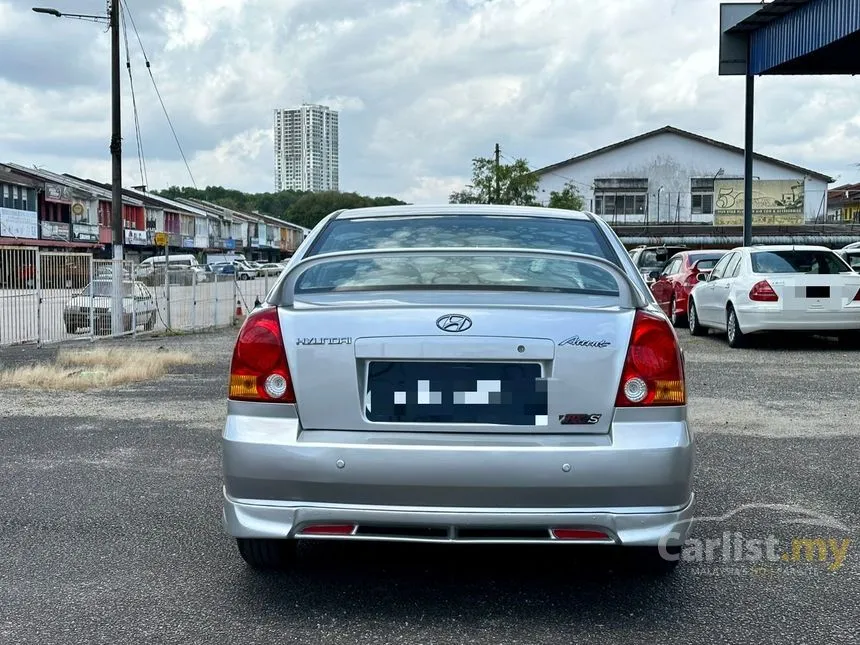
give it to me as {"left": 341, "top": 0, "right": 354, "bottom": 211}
{"left": 365, "top": 361, "right": 547, "bottom": 425}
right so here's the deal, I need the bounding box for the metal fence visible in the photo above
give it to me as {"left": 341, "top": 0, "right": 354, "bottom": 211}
{"left": 0, "top": 247, "right": 278, "bottom": 348}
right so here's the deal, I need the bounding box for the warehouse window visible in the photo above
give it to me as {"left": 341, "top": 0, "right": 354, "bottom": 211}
{"left": 691, "top": 178, "right": 715, "bottom": 215}
{"left": 593, "top": 178, "right": 648, "bottom": 220}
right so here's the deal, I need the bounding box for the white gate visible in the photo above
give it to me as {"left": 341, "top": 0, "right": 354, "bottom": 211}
{"left": 0, "top": 247, "right": 39, "bottom": 346}
{"left": 40, "top": 251, "right": 95, "bottom": 343}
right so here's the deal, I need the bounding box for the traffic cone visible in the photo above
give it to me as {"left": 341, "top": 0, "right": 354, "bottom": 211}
{"left": 234, "top": 299, "right": 245, "bottom": 325}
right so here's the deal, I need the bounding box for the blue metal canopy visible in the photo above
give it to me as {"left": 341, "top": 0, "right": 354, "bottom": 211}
{"left": 727, "top": 0, "right": 860, "bottom": 75}
{"left": 719, "top": 0, "right": 860, "bottom": 247}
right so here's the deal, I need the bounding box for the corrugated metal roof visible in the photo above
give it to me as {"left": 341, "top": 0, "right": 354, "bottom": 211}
{"left": 619, "top": 234, "right": 858, "bottom": 246}
{"left": 726, "top": 0, "right": 812, "bottom": 32}
{"left": 748, "top": 0, "right": 860, "bottom": 74}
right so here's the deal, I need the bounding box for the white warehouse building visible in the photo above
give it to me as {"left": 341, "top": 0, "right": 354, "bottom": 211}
{"left": 534, "top": 126, "right": 832, "bottom": 226}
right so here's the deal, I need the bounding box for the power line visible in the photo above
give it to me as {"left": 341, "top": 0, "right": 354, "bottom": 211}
{"left": 499, "top": 151, "right": 594, "bottom": 192}
{"left": 121, "top": 0, "right": 197, "bottom": 188}
{"left": 120, "top": 1, "right": 147, "bottom": 189}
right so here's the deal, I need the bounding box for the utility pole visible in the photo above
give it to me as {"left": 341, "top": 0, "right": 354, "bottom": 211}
{"left": 33, "top": 2, "right": 124, "bottom": 334}
{"left": 493, "top": 143, "right": 501, "bottom": 204}
{"left": 109, "top": 0, "right": 124, "bottom": 335}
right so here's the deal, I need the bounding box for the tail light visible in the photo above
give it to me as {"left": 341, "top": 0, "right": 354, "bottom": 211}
{"left": 228, "top": 306, "right": 295, "bottom": 403}
{"left": 685, "top": 270, "right": 707, "bottom": 287}
{"left": 853, "top": 289, "right": 860, "bottom": 302}
{"left": 615, "top": 310, "right": 685, "bottom": 407}
{"left": 749, "top": 280, "right": 778, "bottom": 302}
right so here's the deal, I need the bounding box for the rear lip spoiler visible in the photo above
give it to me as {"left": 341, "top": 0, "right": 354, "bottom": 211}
{"left": 267, "top": 246, "right": 649, "bottom": 310}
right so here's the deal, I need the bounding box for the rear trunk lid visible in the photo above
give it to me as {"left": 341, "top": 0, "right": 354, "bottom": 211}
{"left": 762, "top": 273, "right": 860, "bottom": 313}
{"left": 279, "top": 293, "right": 636, "bottom": 435}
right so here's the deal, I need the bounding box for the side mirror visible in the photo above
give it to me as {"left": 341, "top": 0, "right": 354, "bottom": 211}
{"left": 696, "top": 273, "right": 708, "bottom": 283}
{"left": 649, "top": 270, "right": 661, "bottom": 281}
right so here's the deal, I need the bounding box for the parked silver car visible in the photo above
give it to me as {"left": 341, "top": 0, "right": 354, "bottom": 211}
{"left": 221, "top": 204, "right": 694, "bottom": 573}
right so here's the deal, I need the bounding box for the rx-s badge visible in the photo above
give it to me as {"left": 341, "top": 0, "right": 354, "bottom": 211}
{"left": 559, "top": 413, "right": 602, "bottom": 425}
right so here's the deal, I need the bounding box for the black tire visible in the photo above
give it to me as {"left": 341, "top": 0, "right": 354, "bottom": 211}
{"left": 688, "top": 299, "right": 706, "bottom": 336}
{"left": 726, "top": 305, "right": 745, "bottom": 348}
{"left": 669, "top": 296, "right": 686, "bottom": 328}
{"left": 65, "top": 322, "right": 77, "bottom": 334}
{"left": 236, "top": 538, "right": 297, "bottom": 571}
{"left": 144, "top": 313, "right": 156, "bottom": 331}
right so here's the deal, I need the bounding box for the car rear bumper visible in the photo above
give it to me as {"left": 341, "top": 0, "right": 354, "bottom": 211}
{"left": 222, "top": 490, "right": 695, "bottom": 546}
{"left": 221, "top": 406, "right": 695, "bottom": 547}
{"left": 737, "top": 307, "right": 860, "bottom": 333}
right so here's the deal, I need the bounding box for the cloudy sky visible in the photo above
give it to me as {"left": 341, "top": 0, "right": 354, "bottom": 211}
{"left": 1, "top": 0, "right": 859, "bottom": 203}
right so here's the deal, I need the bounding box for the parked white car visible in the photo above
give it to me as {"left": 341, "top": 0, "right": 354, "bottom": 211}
{"left": 687, "top": 245, "right": 860, "bottom": 347}
{"left": 63, "top": 279, "right": 158, "bottom": 335}
{"left": 232, "top": 260, "right": 258, "bottom": 280}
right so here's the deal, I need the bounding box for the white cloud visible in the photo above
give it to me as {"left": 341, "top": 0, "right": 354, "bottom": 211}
{"left": 1, "top": 0, "right": 859, "bottom": 204}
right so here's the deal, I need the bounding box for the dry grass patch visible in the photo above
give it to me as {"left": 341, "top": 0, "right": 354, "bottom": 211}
{"left": 0, "top": 346, "right": 195, "bottom": 391}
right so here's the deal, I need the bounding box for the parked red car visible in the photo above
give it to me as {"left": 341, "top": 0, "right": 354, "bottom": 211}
{"left": 650, "top": 250, "right": 729, "bottom": 327}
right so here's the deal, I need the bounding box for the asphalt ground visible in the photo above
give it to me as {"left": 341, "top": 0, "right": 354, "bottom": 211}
{"left": 0, "top": 327, "right": 858, "bottom": 644}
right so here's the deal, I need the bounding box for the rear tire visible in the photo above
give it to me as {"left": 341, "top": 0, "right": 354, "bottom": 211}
{"left": 726, "top": 305, "right": 745, "bottom": 348}
{"left": 236, "top": 538, "right": 297, "bottom": 570}
{"left": 670, "top": 296, "right": 686, "bottom": 328}
{"left": 688, "top": 299, "right": 705, "bottom": 336}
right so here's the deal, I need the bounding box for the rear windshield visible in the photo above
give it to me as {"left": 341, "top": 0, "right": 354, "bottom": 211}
{"left": 294, "top": 254, "right": 620, "bottom": 296}
{"left": 689, "top": 253, "right": 725, "bottom": 270}
{"left": 637, "top": 248, "right": 685, "bottom": 269}
{"left": 751, "top": 250, "right": 851, "bottom": 274}
{"left": 307, "top": 215, "right": 616, "bottom": 260}
{"left": 843, "top": 253, "right": 860, "bottom": 270}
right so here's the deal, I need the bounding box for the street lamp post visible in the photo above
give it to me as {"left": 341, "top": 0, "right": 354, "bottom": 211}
{"left": 33, "top": 3, "right": 125, "bottom": 336}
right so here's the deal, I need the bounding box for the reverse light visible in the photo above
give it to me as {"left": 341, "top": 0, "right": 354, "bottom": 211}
{"left": 749, "top": 280, "right": 779, "bottom": 302}
{"left": 228, "top": 306, "right": 295, "bottom": 403}
{"left": 615, "top": 310, "right": 686, "bottom": 407}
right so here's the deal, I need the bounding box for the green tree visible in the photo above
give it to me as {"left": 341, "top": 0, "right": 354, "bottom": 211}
{"left": 153, "top": 186, "right": 406, "bottom": 228}
{"left": 449, "top": 156, "right": 540, "bottom": 206}
{"left": 284, "top": 191, "right": 408, "bottom": 229}
{"left": 547, "top": 180, "right": 586, "bottom": 211}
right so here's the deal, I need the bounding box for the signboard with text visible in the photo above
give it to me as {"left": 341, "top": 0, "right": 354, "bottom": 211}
{"left": 124, "top": 229, "right": 148, "bottom": 245}
{"left": 44, "top": 183, "right": 74, "bottom": 204}
{"left": 0, "top": 207, "right": 38, "bottom": 239}
{"left": 714, "top": 179, "right": 805, "bottom": 226}
{"left": 73, "top": 223, "right": 100, "bottom": 243}
{"left": 41, "top": 221, "right": 70, "bottom": 241}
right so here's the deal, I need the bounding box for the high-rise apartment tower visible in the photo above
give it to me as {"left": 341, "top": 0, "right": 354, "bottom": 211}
{"left": 273, "top": 104, "right": 339, "bottom": 192}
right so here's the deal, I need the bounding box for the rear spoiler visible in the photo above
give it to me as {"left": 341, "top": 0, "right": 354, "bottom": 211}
{"left": 267, "top": 247, "right": 649, "bottom": 309}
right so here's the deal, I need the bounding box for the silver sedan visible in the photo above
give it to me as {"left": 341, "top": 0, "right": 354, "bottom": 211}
{"left": 221, "top": 204, "right": 694, "bottom": 574}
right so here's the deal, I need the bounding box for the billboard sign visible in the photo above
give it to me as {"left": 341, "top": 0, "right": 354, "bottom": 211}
{"left": 0, "top": 207, "right": 38, "bottom": 239}
{"left": 714, "top": 179, "right": 805, "bottom": 226}
{"left": 41, "top": 221, "right": 70, "bottom": 241}
{"left": 124, "top": 228, "right": 148, "bottom": 245}
{"left": 44, "top": 183, "right": 74, "bottom": 204}
{"left": 73, "top": 223, "right": 100, "bottom": 243}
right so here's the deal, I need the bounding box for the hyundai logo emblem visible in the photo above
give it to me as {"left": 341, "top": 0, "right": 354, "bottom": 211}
{"left": 436, "top": 314, "right": 472, "bottom": 332}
